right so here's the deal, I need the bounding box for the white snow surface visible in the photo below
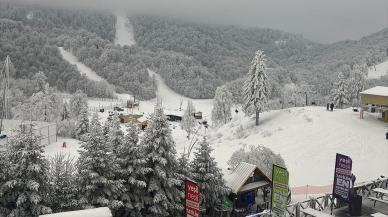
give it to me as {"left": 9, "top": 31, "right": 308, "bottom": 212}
{"left": 114, "top": 12, "right": 136, "bottom": 46}
{"left": 368, "top": 60, "right": 388, "bottom": 79}
{"left": 44, "top": 137, "right": 82, "bottom": 159}
{"left": 360, "top": 86, "right": 388, "bottom": 97}
{"left": 40, "top": 207, "right": 112, "bottom": 217}
{"left": 57, "top": 48, "right": 388, "bottom": 190}
{"left": 209, "top": 107, "right": 388, "bottom": 187}
{"left": 58, "top": 47, "right": 105, "bottom": 82}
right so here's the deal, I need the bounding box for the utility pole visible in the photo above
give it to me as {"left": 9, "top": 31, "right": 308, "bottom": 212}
{"left": 0, "top": 56, "right": 10, "bottom": 134}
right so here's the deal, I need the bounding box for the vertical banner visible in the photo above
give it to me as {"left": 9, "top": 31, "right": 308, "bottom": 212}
{"left": 185, "top": 179, "right": 200, "bottom": 217}
{"left": 332, "top": 153, "right": 353, "bottom": 202}
{"left": 271, "top": 165, "right": 289, "bottom": 217}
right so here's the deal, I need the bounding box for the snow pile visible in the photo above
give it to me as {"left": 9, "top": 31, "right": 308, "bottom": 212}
{"left": 39, "top": 207, "right": 111, "bottom": 217}
{"left": 368, "top": 60, "right": 388, "bottom": 79}
{"left": 114, "top": 12, "right": 136, "bottom": 46}
{"left": 58, "top": 47, "right": 105, "bottom": 82}
{"left": 209, "top": 107, "right": 388, "bottom": 187}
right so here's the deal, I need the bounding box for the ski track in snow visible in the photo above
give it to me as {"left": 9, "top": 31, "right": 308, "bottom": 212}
{"left": 58, "top": 47, "right": 106, "bottom": 82}
{"left": 114, "top": 12, "right": 136, "bottom": 46}
{"left": 368, "top": 59, "right": 388, "bottom": 79}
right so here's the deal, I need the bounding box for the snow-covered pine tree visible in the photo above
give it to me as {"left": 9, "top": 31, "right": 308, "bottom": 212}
{"left": 191, "top": 137, "right": 229, "bottom": 211}
{"left": 211, "top": 85, "right": 232, "bottom": 125}
{"left": 140, "top": 106, "right": 183, "bottom": 216}
{"left": 75, "top": 103, "right": 89, "bottom": 140}
{"left": 69, "top": 90, "right": 88, "bottom": 119}
{"left": 0, "top": 125, "right": 52, "bottom": 217}
{"left": 48, "top": 153, "right": 79, "bottom": 212}
{"left": 350, "top": 64, "right": 367, "bottom": 106}
{"left": 77, "top": 113, "right": 124, "bottom": 211}
{"left": 181, "top": 100, "right": 196, "bottom": 139}
{"left": 243, "top": 50, "right": 270, "bottom": 125}
{"left": 61, "top": 102, "right": 70, "bottom": 121}
{"left": 331, "top": 71, "right": 350, "bottom": 109}
{"left": 0, "top": 149, "right": 9, "bottom": 214}
{"left": 114, "top": 123, "right": 149, "bottom": 217}
{"left": 177, "top": 152, "right": 192, "bottom": 181}
{"left": 107, "top": 113, "right": 124, "bottom": 152}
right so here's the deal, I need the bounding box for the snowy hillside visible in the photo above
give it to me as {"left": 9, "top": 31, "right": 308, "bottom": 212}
{"left": 209, "top": 107, "right": 388, "bottom": 188}
{"left": 368, "top": 59, "right": 388, "bottom": 79}
{"left": 114, "top": 12, "right": 136, "bottom": 46}
{"left": 58, "top": 47, "right": 106, "bottom": 82}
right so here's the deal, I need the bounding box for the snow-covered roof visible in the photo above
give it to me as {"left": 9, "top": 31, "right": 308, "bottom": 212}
{"left": 137, "top": 116, "right": 148, "bottom": 123}
{"left": 225, "top": 162, "right": 270, "bottom": 194}
{"left": 360, "top": 86, "right": 388, "bottom": 97}
{"left": 39, "top": 207, "right": 112, "bottom": 217}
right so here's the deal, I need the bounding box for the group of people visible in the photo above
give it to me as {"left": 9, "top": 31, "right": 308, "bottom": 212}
{"left": 326, "top": 102, "right": 335, "bottom": 111}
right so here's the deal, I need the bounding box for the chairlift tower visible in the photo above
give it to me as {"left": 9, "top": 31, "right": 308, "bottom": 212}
{"left": 0, "top": 56, "right": 11, "bottom": 134}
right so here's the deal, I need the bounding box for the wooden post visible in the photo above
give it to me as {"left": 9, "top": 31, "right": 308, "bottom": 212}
{"left": 296, "top": 203, "right": 300, "bottom": 217}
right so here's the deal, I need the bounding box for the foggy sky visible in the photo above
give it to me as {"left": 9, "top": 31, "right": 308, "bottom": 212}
{"left": 8, "top": 0, "right": 388, "bottom": 44}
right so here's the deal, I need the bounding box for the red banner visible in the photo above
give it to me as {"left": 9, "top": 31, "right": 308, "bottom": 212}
{"left": 185, "top": 179, "right": 201, "bottom": 217}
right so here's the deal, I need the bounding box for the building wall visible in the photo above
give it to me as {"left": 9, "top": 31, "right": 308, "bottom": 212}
{"left": 361, "top": 94, "right": 388, "bottom": 107}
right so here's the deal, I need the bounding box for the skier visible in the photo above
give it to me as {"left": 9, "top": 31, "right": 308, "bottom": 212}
{"left": 62, "top": 141, "right": 67, "bottom": 148}
{"left": 326, "top": 103, "right": 329, "bottom": 111}
{"left": 330, "top": 102, "right": 334, "bottom": 111}
{"left": 385, "top": 131, "right": 388, "bottom": 140}
{"left": 235, "top": 109, "right": 239, "bottom": 114}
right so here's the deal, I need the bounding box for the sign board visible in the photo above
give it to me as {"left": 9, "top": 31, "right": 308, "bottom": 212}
{"left": 185, "top": 179, "right": 200, "bottom": 217}
{"left": 332, "top": 153, "right": 353, "bottom": 202}
{"left": 271, "top": 165, "right": 289, "bottom": 217}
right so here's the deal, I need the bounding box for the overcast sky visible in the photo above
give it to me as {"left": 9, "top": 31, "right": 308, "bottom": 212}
{"left": 10, "top": 0, "right": 388, "bottom": 43}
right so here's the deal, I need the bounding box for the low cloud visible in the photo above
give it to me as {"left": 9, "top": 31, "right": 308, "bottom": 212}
{"left": 6, "top": 0, "right": 388, "bottom": 43}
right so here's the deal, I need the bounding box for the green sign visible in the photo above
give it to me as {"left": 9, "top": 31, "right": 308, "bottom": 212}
{"left": 271, "top": 165, "right": 289, "bottom": 217}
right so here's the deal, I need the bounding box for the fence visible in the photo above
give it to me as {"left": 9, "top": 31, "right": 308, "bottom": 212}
{"left": 0, "top": 122, "right": 57, "bottom": 147}
{"left": 285, "top": 177, "right": 388, "bottom": 216}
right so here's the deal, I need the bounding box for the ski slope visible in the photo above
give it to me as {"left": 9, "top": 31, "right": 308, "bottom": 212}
{"left": 114, "top": 12, "right": 136, "bottom": 46}
{"left": 209, "top": 107, "right": 388, "bottom": 187}
{"left": 368, "top": 60, "right": 388, "bottom": 79}
{"left": 58, "top": 47, "right": 106, "bottom": 82}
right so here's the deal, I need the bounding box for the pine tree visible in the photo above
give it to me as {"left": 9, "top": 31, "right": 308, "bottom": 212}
{"left": 69, "top": 90, "right": 88, "bottom": 119}
{"left": 211, "top": 85, "right": 232, "bottom": 125}
{"left": 114, "top": 123, "right": 149, "bottom": 217}
{"left": 177, "top": 152, "right": 192, "bottom": 181}
{"left": 77, "top": 113, "right": 124, "bottom": 211}
{"left": 191, "top": 137, "right": 229, "bottom": 212}
{"left": 350, "top": 64, "right": 367, "bottom": 106}
{"left": 243, "top": 50, "right": 270, "bottom": 125}
{"left": 331, "top": 71, "right": 350, "bottom": 109}
{"left": 61, "top": 102, "right": 70, "bottom": 121}
{"left": 107, "top": 113, "right": 124, "bottom": 152}
{"left": 181, "top": 100, "right": 196, "bottom": 139}
{"left": 75, "top": 103, "right": 89, "bottom": 140}
{"left": 0, "top": 125, "right": 52, "bottom": 217}
{"left": 140, "top": 106, "right": 183, "bottom": 216}
{"left": 48, "top": 153, "right": 79, "bottom": 212}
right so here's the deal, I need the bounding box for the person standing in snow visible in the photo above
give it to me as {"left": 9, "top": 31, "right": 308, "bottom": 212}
{"left": 326, "top": 103, "right": 329, "bottom": 111}
{"left": 330, "top": 102, "right": 334, "bottom": 111}
{"left": 385, "top": 131, "right": 388, "bottom": 140}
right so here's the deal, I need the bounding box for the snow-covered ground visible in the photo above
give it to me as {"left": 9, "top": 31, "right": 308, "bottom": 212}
{"left": 58, "top": 47, "right": 105, "bottom": 82}
{"left": 209, "top": 106, "right": 388, "bottom": 188}
{"left": 44, "top": 137, "right": 82, "bottom": 159}
{"left": 114, "top": 12, "right": 136, "bottom": 46}
{"left": 58, "top": 35, "right": 388, "bottom": 194}
{"left": 368, "top": 59, "right": 388, "bottom": 79}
